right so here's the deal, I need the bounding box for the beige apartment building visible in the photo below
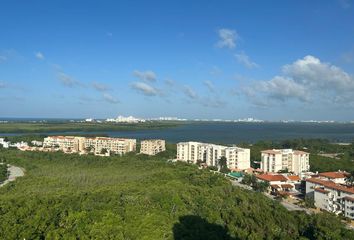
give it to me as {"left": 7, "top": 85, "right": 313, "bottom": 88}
{"left": 43, "top": 136, "right": 85, "bottom": 152}
{"left": 140, "top": 139, "right": 166, "bottom": 155}
{"left": 86, "top": 137, "right": 136, "bottom": 155}
{"left": 43, "top": 136, "right": 136, "bottom": 155}
{"left": 261, "top": 149, "right": 310, "bottom": 174}
{"left": 176, "top": 141, "right": 250, "bottom": 170}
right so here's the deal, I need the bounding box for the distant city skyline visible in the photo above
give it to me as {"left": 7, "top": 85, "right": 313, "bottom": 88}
{"left": 1, "top": 0, "right": 354, "bottom": 121}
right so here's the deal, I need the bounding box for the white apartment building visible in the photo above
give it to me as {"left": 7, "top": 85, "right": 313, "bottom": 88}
{"left": 261, "top": 149, "right": 310, "bottom": 174}
{"left": 176, "top": 141, "right": 250, "bottom": 170}
{"left": 10, "top": 141, "right": 29, "bottom": 149}
{"left": 305, "top": 172, "right": 354, "bottom": 219}
{"left": 43, "top": 136, "right": 136, "bottom": 155}
{"left": 140, "top": 139, "right": 166, "bottom": 155}
{"left": 31, "top": 140, "right": 43, "bottom": 146}
{"left": 225, "top": 147, "right": 251, "bottom": 170}
{"left": 0, "top": 138, "right": 9, "bottom": 148}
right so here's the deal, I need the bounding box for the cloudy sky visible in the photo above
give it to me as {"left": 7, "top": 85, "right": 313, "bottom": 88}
{"left": 1, "top": 0, "right": 354, "bottom": 121}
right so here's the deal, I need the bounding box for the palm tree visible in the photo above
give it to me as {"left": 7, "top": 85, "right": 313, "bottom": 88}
{"left": 218, "top": 156, "right": 227, "bottom": 169}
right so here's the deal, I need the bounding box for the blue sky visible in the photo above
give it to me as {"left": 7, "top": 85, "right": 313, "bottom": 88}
{"left": 0, "top": 0, "right": 354, "bottom": 121}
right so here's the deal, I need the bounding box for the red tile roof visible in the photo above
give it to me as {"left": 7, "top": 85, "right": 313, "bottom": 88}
{"left": 281, "top": 184, "right": 294, "bottom": 189}
{"left": 256, "top": 174, "right": 288, "bottom": 182}
{"left": 306, "top": 178, "right": 354, "bottom": 194}
{"left": 287, "top": 175, "right": 301, "bottom": 181}
{"left": 314, "top": 188, "right": 330, "bottom": 194}
{"left": 271, "top": 184, "right": 280, "bottom": 189}
{"left": 319, "top": 172, "right": 347, "bottom": 179}
{"left": 306, "top": 177, "right": 336, "bottom": 186}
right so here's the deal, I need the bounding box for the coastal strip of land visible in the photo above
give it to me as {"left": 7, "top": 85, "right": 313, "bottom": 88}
{"left": 0, "top": 121, "right": 182, "bottom": 133}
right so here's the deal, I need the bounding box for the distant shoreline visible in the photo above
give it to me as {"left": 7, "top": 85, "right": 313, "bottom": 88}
{"left": 0, "top": 121, "right": 182, "bottom": 134}
{"left": 1, "top": 122, "right": 354, "bottom": 144}
{"left": 0, "top": 118, "right": 353, "bottom": 124}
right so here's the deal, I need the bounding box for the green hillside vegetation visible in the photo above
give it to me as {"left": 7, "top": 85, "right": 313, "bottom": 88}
{"left": 0, "top": 121, "right": 181, "bottom": 133}
{"left": 0, "top": 147, "right": 353, "bottom": 239}
{"left": 0, "top": 164, "right": 8, "bottom": 183}
{"left": 239, "top": 139, "right": 354, "bottom": 172}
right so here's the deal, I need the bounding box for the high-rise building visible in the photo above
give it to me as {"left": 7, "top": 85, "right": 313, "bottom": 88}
{"left": 176, "top": 141, "right": 250, "bottom": 170}
{"left": 261, "top": 149, "right": 310, "bottom": 174}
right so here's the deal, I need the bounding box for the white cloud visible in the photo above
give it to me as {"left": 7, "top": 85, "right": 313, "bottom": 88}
{"left": 243, "top": 55, "right": 354, "bottom": 106}
{"left": 131, "top": 82, "right": 159, "bottom": 96}
{"left": 133, "top": 70, "right": 157, "bottom": 82}
{"left": 216, "top": 28, "right": 238, "bottom": 49}
{"left": 35, "top": 52, "right": 45, "bottom": 60}
{"left": 235, "top": 52, "right": 259, "bottom": 69}
{"left": 183, "top": 85, "right": 198, "bottom": 99}
{"left": 203, "top": 80, "right": 215, "bottom": 92}
{"left": 92, "top": 82, "right": 109, "bottom": 92}
{"left": 103, "top": 93, "right": 119, "bottom": 104}
{"left": 257, "top": 76, "right": 309, "bottom": 102}
{"left": 57, "top": 72, "right": 79, "bottom": 87}
{"left": 182, "top": 85, "right": 227, "bottom": 108}
{"left": 282, "top": 55, "right": 354, "bottom": 91}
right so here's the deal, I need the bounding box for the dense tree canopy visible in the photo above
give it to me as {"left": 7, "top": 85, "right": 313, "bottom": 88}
{"left": 0, "top": 164, "right": 8, "bottom": 183}
{"left": 0, "top": 146, "right": 353, "bottom": 239}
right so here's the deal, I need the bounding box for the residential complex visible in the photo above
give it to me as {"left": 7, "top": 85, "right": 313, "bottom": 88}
{"left": 140, "top": 139, "right": 166, "bottom": 155}
{"left": 176, "top": 141, "right": 250, "bottom": 170}
{"left": 260, "top": 149, "right": 310, "bottom": 174}
{"left": 43, "top": 136, "right": 85, "bottom": 152}
{"left": 256, "top": 173, "right": 302, "bottom": 194}
{"left": 0, "top": 138, "right": 28, "bottom": 149}
{"left": 43, "top": 136, "right": 136, "bottom": 155}
{"left": 305, "top": 171, "right": 354, "bottom": 219}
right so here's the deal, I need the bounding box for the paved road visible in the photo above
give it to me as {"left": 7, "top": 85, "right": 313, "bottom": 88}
{"left": 279, "top": 199, "right": 312, "bottom": 214}
{"left": 0, "top": 165, "right": 25, "bottom": 187}
{"left": 231, "top": 180, "right": 253, "bottom": 190}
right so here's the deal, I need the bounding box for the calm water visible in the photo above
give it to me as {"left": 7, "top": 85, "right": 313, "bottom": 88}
{"left": 2, "top": 122, "right": 354, "bottom": 144}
